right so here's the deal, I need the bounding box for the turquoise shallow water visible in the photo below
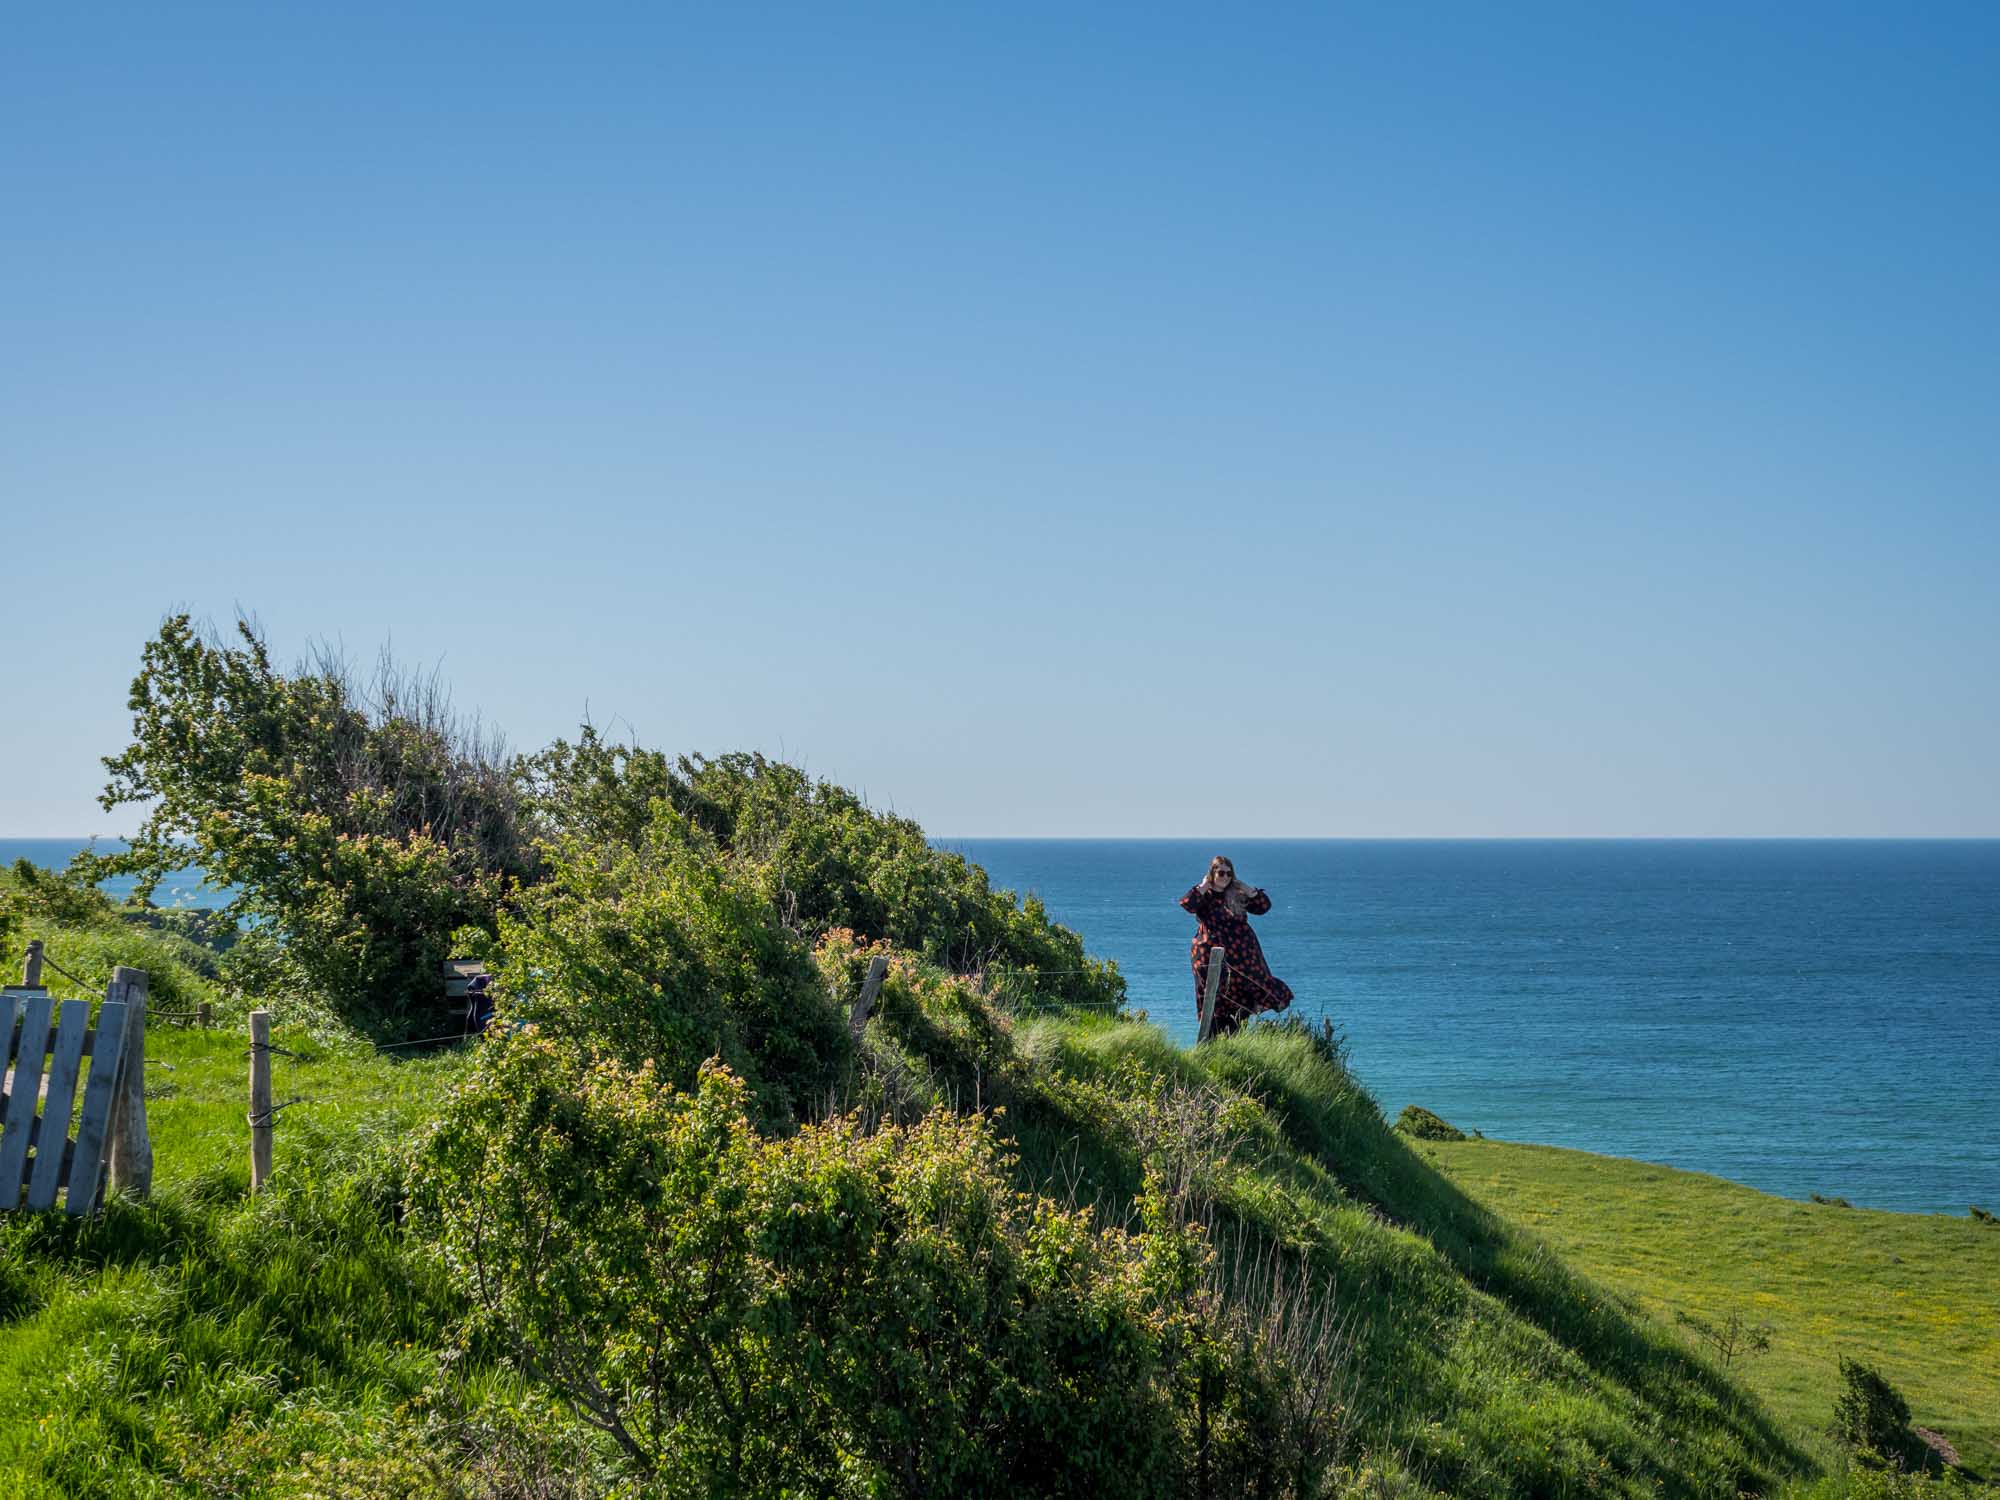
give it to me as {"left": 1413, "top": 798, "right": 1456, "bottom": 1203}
{"left": 9, "top": 836, "right": 1996, "bottom": 1213}
{"left": 946, "top": 839, "right": 2000, "bottom": 1216}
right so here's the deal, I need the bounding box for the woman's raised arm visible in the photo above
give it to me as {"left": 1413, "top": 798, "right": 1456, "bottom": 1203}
{"left": 1179, "top": 883, "right": 1218, "bottom": 918}
{"left": 1244, "top": 887, "right": 1272, "bottom": 915}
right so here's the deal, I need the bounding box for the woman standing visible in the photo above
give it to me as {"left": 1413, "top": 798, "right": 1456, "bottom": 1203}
{"left": 1178, "top": 855, "right": 1293, "bottom": 1036}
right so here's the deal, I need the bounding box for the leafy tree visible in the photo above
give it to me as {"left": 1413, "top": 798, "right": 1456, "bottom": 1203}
{"left": 87, "top": 616, "right": 533, "bottom": 1035}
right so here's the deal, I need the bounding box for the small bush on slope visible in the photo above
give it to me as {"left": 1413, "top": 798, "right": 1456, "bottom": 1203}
{"left": 1394, "top": 1104, "right": 1468, "bottom": 1142}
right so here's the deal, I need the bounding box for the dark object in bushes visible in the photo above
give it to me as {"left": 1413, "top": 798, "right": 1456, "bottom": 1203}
{"left": 1811, "top": 1193, "right": 1853, "bottom": 1209}
{"left": 1833, "top": 1356, "right": 1912, "bottom": 1456}
{"left": 1394, "top": 1105, "right": 1467, "bottom": 1142}
{"left": 1971, "top": 1205, "right": 1997, "bottom": 1225}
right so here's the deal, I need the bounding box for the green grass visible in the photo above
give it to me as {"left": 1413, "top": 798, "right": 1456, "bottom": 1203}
{"left": 0, "top": 1017, "right": 482, "bottom": 1497}
{"left": 4, "top": 900, "right": 1983, "bottom": 1495}
{"left": 862, "top": 965, "right": 1820, "bottom": 1498}
{"left": 1423, "top": 1139, "right": 2000, "bottom": 1480}
{"left": 136, "top": 1021, "right": 470, "bottom": 1194}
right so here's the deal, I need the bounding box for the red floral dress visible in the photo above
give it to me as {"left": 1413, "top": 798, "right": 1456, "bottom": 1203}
{"left": 1178, "top": 883, "right": 1294, "bottom": 1034}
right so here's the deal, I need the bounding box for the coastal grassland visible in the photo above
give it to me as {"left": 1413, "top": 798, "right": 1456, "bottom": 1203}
{"left": 0, "top": 1019, "right": 497, "bottom": 1499}
{"left": 838, "top": 940, "right": 1818, "bottom": 1498}
{"left": 0, "top": 823, "right": 1948, "bottom": 1494}
{"left": 1424, "top": 1139, "right": 2000, "bottom": 1478}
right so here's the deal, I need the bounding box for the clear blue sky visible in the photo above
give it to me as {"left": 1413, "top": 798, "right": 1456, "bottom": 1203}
{"left": 5, "top": 3, "right": 1996, "bottom": 837}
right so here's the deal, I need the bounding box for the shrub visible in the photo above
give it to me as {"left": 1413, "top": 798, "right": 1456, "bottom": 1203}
{"left": 492, "top": 816, "right": 852, "bottom": 1130}
{"left": 1833, "top": 1356, "right": 1913, "bottom": 1457}
{"left": 1393, "top": 1105, "right": 1467, "bottom": 1142}
{"left": 522, "top": 744, "right": 1126, "bottom": 1013}
{"left": 5, "top": 857, "right": 116, "bottom": 928}
{"left": 86, "top": 615, "right": 532, "bottom": 1037}
{"left": 411, "top": 1040, "right": 1208, "bottom": 1497}
{"left": 122, "top": 903, "right": 241, "bottom": 963}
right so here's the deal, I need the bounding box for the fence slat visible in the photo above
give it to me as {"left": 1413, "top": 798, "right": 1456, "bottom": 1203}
{"left": 106, "top": 968, "right": 152, "bottom": 1200}
{"left": 27, "top": 1001, "right": 92, "bottom": 1210}
{"left": 0, "top": 993, "right": 19, "bottom": 1165}
{"left": 66, "top": 999, "right": 129, "bottom": 1217}
{"left": 1, "top": 989, "right": 26, "bottom": 1067}
{"left": 0, "top": 994, "right": 53, "bottom": 1210}
{"left": 1197, "top": 948, "right": 1227, "bottom": 1044}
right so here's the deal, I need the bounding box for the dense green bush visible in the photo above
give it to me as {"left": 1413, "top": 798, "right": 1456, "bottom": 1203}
{"left": 1393, "top": 1104, "right": 1468, "bottom": 1142}
{"left": 519, "top": 738, "right": 1125, "bottom": 1013}
{"left": 412, "top": 1039, "right": 1230, "bottom": 1497}
{"left": 491, "top": 815, "right": 852, "bottom": 1129}
{"left": 682, "top": 752, "right": 1126, "bottom": 1010}
{"left": 1834, "top": 1357, "right": 1914, "bottom": 1458}
{"left": 5, "top": 857, "right": 117, "bottom": 929}
{"left": 86, "top": 616, "right": 533, "bottom": 1037}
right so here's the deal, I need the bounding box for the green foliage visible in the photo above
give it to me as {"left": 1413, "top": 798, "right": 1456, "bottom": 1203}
{"left": 0, "top": 916, "right": 221, "bottom": 1016}
{"left": 87, "top": 616, "right": 533, "bottom": 1037}
{"left": 1785, "top": 1465, "right": 1977, "bottom": 1500}
{"left": 5, "top": 857, "right": 116, "bottom": 929}
{"left": 410, "top": 1038, "right": 1267, "bottom": 1497}
{"left": 514, "top": 721, "right": 683, "bottom": 853}
{"left": 493, "top": 816, "right": 851, "bottom": 1129}
{"left": 521, "top": 742, "right": 1126, "bottom": 1013}
{"left": 1835, "top": 1357, "right": 1914, "bottom": 1457}
{"left": 120, "top": 903, "right": 240, "bottom": 964}
{"left": 1393, "top": 1104, "right": 1468, "bottom": 1142}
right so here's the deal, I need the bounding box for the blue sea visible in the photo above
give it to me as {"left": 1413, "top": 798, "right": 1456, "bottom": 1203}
{"left": 1, "top": 838, "right": 219, "bottom": 909}
{"left": 8, "top": 836, "right": 1996, "bottom": 1214}
{"left": 946, "top": 839, "right": 2000, "bottom": 1216}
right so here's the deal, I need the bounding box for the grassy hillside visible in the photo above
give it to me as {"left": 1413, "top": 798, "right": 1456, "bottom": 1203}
{"left": 0, "top": 920, "right": 1807, "bottom": 1499}
{"left": 4, "top": 822, "right": 1986, "bottom": 1494}
{"left": 1424, "top": 1139, "right": 2000, "bottom": 1478}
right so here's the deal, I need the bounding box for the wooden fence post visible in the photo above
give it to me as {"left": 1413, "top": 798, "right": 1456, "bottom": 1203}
{"left": 106, "top": 966, "right": 152, "bottom": 1199}
{"left": 197, "top": 1001, "right": 213, "bottom": 1030}
{"left": 1197, "top": 948, "right": 1227, "bottom": 1043}
{"left": 849, "top": 955, "right": 889, "bottom": 1040}
{"left": 20, "top": 940, "right": 42, "bottom": 988}
{"left": 249, "top": 1010, "right": 273, "bottom": 1193}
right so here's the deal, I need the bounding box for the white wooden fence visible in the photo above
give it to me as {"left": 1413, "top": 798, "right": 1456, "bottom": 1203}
{"left": 0, "top": 950, "right": 151, "bottom": 1215}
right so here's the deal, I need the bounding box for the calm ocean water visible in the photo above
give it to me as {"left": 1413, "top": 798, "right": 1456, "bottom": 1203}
{"left": 1, "top": 838, "right": 217, "bottom": 909}
{"left": 948, "top": 839, "right": 2000, "bottom": 1216}
{"left": 8, "top": 836, "right": 1995, "bottom": 1214}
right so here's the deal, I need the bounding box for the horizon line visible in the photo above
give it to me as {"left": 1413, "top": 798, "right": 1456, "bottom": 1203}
{"left": 9, "top": 832, "right": 2000, "bottom": 844}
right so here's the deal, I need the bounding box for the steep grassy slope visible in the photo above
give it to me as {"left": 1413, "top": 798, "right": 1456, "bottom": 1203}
{"left": 1425, "top": 1139, "right": 2000, "bottom": 1478}
{"left": 851, "top": 948, "right": 1816, "bottom": 1498}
